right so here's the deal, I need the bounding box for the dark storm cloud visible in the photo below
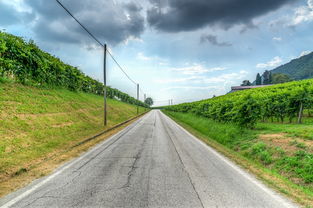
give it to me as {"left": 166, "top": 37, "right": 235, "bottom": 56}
{"left": 24, "top": 0, "right": 144, "bottom": 46}
{"left": 147, "top": 0, "right": 295, "bottom": 32}
{"left": 200, "top": 34, "right": 232, "bottom": 47}
{"left": 0, "top": 2, "right": 34, "bottom": 27}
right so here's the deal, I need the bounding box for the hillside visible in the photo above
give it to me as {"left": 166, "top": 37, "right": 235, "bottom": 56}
{"left": 244, "top": 52, "right": 313, "bottom": 86}
{"left": 0, "top": 31, "right": 147, "bottom": 107}
{"left": 0, "top": 80, "right": 147, "bottom": 196}
{"left": 271, "top": 52, "right": 313, "bottom": 80}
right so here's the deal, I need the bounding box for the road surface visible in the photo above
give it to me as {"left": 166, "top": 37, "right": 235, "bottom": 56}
{"left": 0, "top": 110, "right": 297, "bottom": 208}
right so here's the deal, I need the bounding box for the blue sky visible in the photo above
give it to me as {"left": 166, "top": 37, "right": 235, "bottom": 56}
{"left": 1, "top": 0, "right": 313, "bottom": 106}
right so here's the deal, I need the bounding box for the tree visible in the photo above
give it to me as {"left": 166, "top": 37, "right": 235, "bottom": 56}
{"left": 269, "top": 72, "right": 273, "bottom": 84}
{"left": 272, "top": 73, "right": 292, "bottom": 84}
{"left": 262, "top": 70, "right": 271, "bottom": 85}
{"left": 256, "top": 73, "right": 261, "bottom": 85}
{"left": 144, "top": 97, "right": 154, "bottom": 106}
{"left": 241, "top": 80, "right": 251, "bottom": 86}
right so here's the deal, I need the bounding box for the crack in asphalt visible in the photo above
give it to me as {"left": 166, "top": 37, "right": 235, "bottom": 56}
{"left": 75, "top": 120, "right": 144, "bottom": 171}
{"left": 145, "top": 112, "right": 157, "bottom": 207}
{"left": 0, "top": 111, "right": 297, "bottom": 208}
{"left": 158, "top": 111, "right": 205, "bottom": 208}
{"left": 121, "top": 137, "right": 147, "bottom": 189}
{"left": 120, "top": 116, "right": 155, "bottom": 191}
{"left": 21, "top": 170, "right": 83, "bottom": 208}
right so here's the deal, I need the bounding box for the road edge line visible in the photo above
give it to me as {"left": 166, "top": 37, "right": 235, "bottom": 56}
{"left": 160, "top": 111, "right": 298, "bottom": 208}
{"left": 0, "top": 111, "right": 150, "bottom": 208}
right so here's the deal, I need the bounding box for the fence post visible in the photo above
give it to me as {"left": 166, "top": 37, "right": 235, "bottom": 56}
{"left": 298, "top": 102, "right": 303, "bottom": 124}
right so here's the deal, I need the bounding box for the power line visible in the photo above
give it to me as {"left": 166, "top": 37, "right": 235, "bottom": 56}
{"left": 56, "top": 0, "right": 147, "bottom": 103}
{"left": 106, "top": 48, "right": 137, "bottom": 85}
{"left": 55, "top": 0, "right": 103, "bottom": 47}
{"left": 139, "top": 87, "right": 145, "bottom": 95}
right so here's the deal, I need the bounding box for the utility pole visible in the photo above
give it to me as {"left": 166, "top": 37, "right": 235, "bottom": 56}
{"left": 137, "top": 84, "right": 139, "bottom": 114}
{"left": 56, "top": 0, "right": 108, "bottom": 126}
{"left": 103, "top": 44, "right": 107, "bottom": 126}
{"left": 144, "top": 94, "right": 146, "bottom": 102}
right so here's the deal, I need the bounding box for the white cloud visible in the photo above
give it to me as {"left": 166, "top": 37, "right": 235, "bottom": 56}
{"left": 299, "top": 50, "right": 311, "bottom": 57}
{"left": 290, "top": 0, "right": 313, "bottom": 26}
{"left": 154, "top": 76, "right": 202, "bottom": 84}
{"left": 269, "top": 0, "right": 313, "bottom": 28}
{"left": 136, "top": 52, "right": 152, "bottom": 61}
{"left": 171, "top": 64, "right": 226, "bottom": 75}
{"left": 136, "top": 52, "right": 168, "bottom": 65}
{"left": 155, "top": 70, "right": 248, "bottom": 85}
{"left": 124, "top": 36, "right": 144, "bottom": 45}
{"left": 2, "top": 0, "right": 31, "bottom": 13}
{"left": 256, "top": 56, "right": 282, "bottom": 68}
{"left": 158, "top": 62, "right": 168, "bottom": 66}
{"left": 162, "top": 86, "right": 219, "bottom": 91}
{"left": 273, "top": 37, "right": 282, "bottom": 41}
{"left": 201, "top": 70, "right": 248, "bottom": 84}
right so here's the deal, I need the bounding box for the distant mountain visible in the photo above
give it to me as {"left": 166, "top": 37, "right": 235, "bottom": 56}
{"left": 271, "top": 52, "right": 313, "bottom": 80}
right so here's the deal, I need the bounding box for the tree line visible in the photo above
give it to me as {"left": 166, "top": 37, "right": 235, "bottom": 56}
{"left": 164, "top": 79, "right": 313, "bottom": 128}
{"left": 241, "top": 70, "right": 293, "bottom": 86}
{"left": 0, "top": 32, "right": 148, "bottom": 108}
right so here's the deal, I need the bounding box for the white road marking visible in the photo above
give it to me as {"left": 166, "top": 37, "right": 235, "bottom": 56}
{"left": 161, "top": 112, "right": 297, "bottom": 208}
{"left": 0, "top": 117, "right": 143, "bottom": 208}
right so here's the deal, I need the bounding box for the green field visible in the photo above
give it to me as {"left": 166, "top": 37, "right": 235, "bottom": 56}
{"left": 0, "top": 80, "right": 147, "bottom": 193}
{"left": 164, "top": 110, "right": 313, "bottom": 206}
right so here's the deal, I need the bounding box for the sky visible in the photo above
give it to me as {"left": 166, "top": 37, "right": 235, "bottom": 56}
{"left": 0, "top": 0, "right": 313, "bottom": 106}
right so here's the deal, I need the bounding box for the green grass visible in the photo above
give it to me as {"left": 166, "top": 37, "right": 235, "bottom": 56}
{"left": 164, "top": 110, "right": 313, "bottom": 202}
{"left": 0, "top": 82, "right": 147, "bottom": 178}
{"left": 163, "top": 110, "right": 256, "bottom": 148}
{"left": 256, "top": 120, "right": 313, "bottom": 140}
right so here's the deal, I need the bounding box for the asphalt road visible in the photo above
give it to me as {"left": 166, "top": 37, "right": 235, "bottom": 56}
{"left": 0, "top": 110, "right": 297, "bottom": 208}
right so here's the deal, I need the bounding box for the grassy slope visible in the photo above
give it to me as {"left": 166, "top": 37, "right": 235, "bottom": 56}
{"left": 164, "top": 110, "right": 313, "bottom": 207}
{"left": 0, "top": 81, "right": 147, "bottom": 189}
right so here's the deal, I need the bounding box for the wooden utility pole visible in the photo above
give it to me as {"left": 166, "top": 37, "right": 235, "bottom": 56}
{"left": 104, "top": 44, "right": 107, "bottom": 126}
{"left": 137, "top": 84, "right": 139, "bottom": 114}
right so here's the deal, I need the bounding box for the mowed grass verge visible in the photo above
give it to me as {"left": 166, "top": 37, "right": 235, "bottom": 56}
{"left": 163, "top": 110, "right": 313, "bottom": 207}
{"left": 0, "top": 81, "right": 148, "bottom": 197}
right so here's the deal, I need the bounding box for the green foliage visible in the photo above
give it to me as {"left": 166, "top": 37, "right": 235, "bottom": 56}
{"left": 272, "top": 73, "right": 293, "bottom": 84}
{"left": 276, "top": 150, "right": 313, "bottom": 183}
{"left": 165, "top": 79, "right": 313, "bottom": 128}
{"left": 0, "top": 31, "right": 148, "bottom": 108}
{"left": 271, "top": 52, "right": 313, "bottom": 80}
{"left": 249, "top": 142, "right": 273, "bottom": 165}
{"left": 241, "top": 80, "right": 251, "bottom": 86}
{"left": 144, "top": 97, "right": 153, "bottom": 106}
{"left": 262, "top": 70, "right": 272, "bottom": 85}
{"left": 165, "top": 110, "right": 313, "bottom": 192}
{"left": 163, "top": 111, "right": 256, "bottom": 148}
{"left": 256, "top": 73, "right": 262, "bottom": 85}
{"left": 250, "top": 142, "right": 267, "bottom": 154}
